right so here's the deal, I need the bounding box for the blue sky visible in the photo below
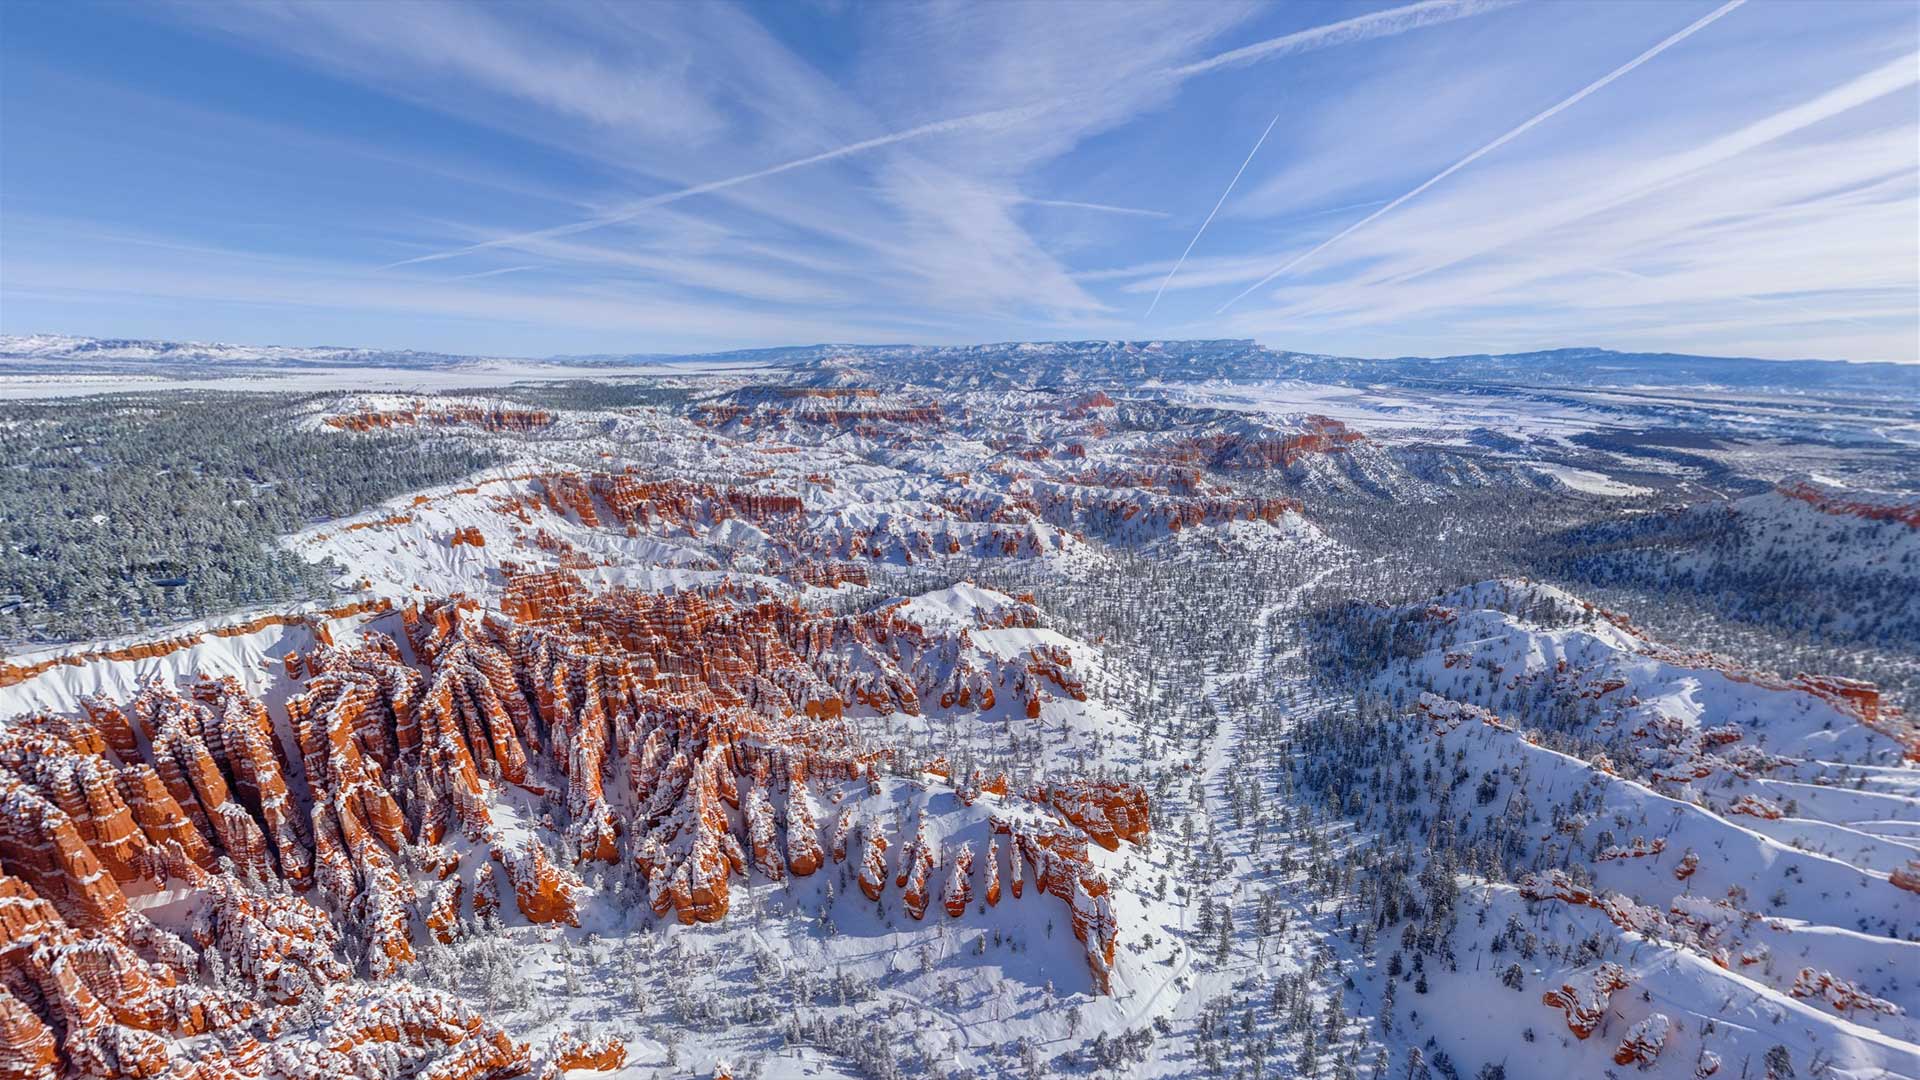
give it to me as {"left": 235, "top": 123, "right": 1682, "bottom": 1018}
{"left": 2, "top": 0, "right": 1915, "bottom": 361}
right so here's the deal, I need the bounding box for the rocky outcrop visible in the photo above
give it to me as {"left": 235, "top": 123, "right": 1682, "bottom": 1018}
{"left": 857, "top": 829, "right": 889, "bottom": 901}
{"left": 783, "top": 772, "right": 823, "bottom": 878}
{"left": 1613, "top": 1013, "right": 1669, "bottom": 1067}
{"left": 1166, "top": 415, "right": 1366, "bottom": 471}
{"left": 896, "top": 818, "right": 936, "bottom": 921}
{"left": 497, "top": 840, "right": 580, "bottom": 927}
{"left": 0, "top": 598, "right": 392, "bottom": 689}
{"left": 546, "top": 1032, "right": 626, "bottom": 1074}
{"left": 1791, "top": 968, "right": 1901, "bottom": 1015}
{"left": 260, "top": 984, "right": 532, "bottom": 1079}
{"left": 1043, "top": 780, "right": 1149, "bottom": 850}
{"left": 944, "top": 843, "right": 974, "bottom": 917}
{"left": 1892, "top": 859, "right": 1920, "bottom": 895}
{"left": 423, "top": 877, "right": 464, "bottom": 945}
{"left": 0, "top": 988, "right": 57, "bottom": 1080}
{"left": 1774, "top": 477, "right": 1920, "bottom": 529}
{"left": 324, "top": 403, "right": 554, "bottom": 433}
{"left": 0, "top": 571, "right": 1158, "bottom": 1073}
{"left": 1542, "top": 962, "right": 1629, "bottom": 1039}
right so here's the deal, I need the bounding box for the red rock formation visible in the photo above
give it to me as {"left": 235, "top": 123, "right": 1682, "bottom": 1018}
{"left": 324, "top": 402, "right": 554, "bottom": 433}
{"left": 745, "top": 784, "right": 785, "bottom": 883}
{"left": 423, "top": 878, "right": 465, "bottom": 945}
{"left": 547, "top": 1031, "right": 627, "bottom": 1073}
{"left": 1727, "top": 793, "right": 1783, "bottom": 820}
{"left": 1613, "top": 1013, "right": 1669, "bottom": 1067}
{"left": 1774, "top": 478, "right": 1920, "bottom": 529}
{"left": 0, "top": 870, "right": 257, "bottom": 1078}
{"left": 783, "top": 772, "right": 823, "bottom": 878}
{"left": 896, "top": 819, "right": 936, "bottom": 921}
{"left": 1519, "top": 869, "right": 1598, "bottom": 908}
{"left": 258, "top": 984, "right": 532, "bottom": 1079}
{"left": 1891, "top": 859, "right": 1920, "bottom": 895}
{"left": 1044, "top": 780, "right": 1149, "bottom": 851}
{"left": 473, "top": 861, "right": 502, "bottom": 922}
{"left": 0, "top": 562, "right": 1159, "bottom": 1077}
{"left": 497, "top": 839, "right": 580, "bottom": 927}
{"left": 1166, "top": 415, "right": 1366, "bottom": 471}
{"left": 0, "top": 775, "right": 128, "bottom": 932}
{"left": 858, "top": 830, "right": 889, "bottom": 901}
{"left": 1542, "top": 963, "right": 1629, "bottom": 1039}
{"left": 1594, "top": 836, "right": 1666, "bottom": 862}
{"left": 0, "top": 598, "right": 391, "bottom": 689}
{"left": 189, "top": 875, "right": 348, "bottom": 1005}
{"left": 943, "top": 843, "right": 974, "bottom": 917}
{"left": 0, "top": 988, "right": 57, "bottom": 1080}
{"left": 1791, "top": 968, "right": 1901, "bottom": 1015}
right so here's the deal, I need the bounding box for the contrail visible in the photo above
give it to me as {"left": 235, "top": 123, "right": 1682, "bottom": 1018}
{"left": 380, "top": 102, "right": 1052, "bottom": 270}
{"left": 451, "top": 264, "right": 539, "bottom": 280}
{"left": 1167, "top": 0, "right": 1514, "bottom": 79}
{"left": 1217, "top": 0, "right": 1748, "bottom": 314}
{"left": 1021, "top": 197, "right": 1169, "bottom": 219}
{"left": 382, "top": 0, "right": 1505, "bottom": 272}
{"left": 1145, "top": 112, "right": 1281, "bottom": 318}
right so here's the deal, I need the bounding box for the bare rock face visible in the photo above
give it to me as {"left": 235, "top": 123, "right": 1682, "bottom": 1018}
{"left": 190, "top": 874, "right": 349, "bottom": 1005}
{"left": 745, "top": 784, "right": 785, "bottom": 883}
{"left": 473, "top": 861, "right": 503, "bottom": 923}
{"left": 0, "top": 988, "right": 58, "bottom": 1080}
{"left": 324, "top": 403, "right": 555, "bottom": 433}
{"left": 1774, "top": 476, "right": 1920, "bottom": 529}
{"left": 1043, "top": 780, "right": 1150, "bottom": 851}
{"left": 0, "top": 770, "right": 128, "bottom": 931}
{"left": 495, "top": 839, "right": 580, "bottom": 927}
{"left": 0, "top": 869, "right": 256, "bottom": 1078}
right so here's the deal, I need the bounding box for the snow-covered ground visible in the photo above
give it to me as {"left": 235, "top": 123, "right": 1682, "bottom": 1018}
{"left": 3, "top": 364, "right": 1915, "bottom": 1080}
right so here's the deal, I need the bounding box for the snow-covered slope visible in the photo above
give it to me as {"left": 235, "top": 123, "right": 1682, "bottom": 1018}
{"left": 1300, "top": 579, "right": 1919, "bottom": 1078}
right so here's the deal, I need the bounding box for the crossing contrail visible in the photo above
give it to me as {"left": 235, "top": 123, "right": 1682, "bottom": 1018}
{"left": 379, "top": 103, "right": 1053, "bottom": 270}
{"left": 1216, "top": 0, "right": 1749, "bottom": 314}
{"left": 380, "top": 0, "right": 1507, "bottom": 272}
{"left": 1145, "top": 112, "right": 1281, "bottom": 317}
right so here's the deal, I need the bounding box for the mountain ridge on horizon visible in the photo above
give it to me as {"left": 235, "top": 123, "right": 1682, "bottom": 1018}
{"left": 3, "top": 333, "right": 1916, "bottom": 395}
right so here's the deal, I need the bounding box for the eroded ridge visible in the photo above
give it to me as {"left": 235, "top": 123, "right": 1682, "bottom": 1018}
{"left": 0, "top": 583, "right": 1149, "bottom": 1077}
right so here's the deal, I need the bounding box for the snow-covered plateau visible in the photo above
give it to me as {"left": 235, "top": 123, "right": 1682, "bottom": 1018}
{"left": 1, "top": 339, "right": 1916, "bottom": 1080}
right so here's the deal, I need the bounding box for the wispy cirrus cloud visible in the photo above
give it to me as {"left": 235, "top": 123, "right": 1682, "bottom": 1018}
{"left": 1217, "top": 0, "right": 1752, "bottom": 312}
{"left": 370, "top": 0, "right": 1506, "bottom": 272}
{"left": 3, "top": 0, "right": 1913, "bottom": 359}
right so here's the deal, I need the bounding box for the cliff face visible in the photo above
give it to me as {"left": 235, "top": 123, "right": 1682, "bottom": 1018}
{"left": 0, "top": 580, "right": 1149, "bottom": 1075}
{"left": 1774, "top": 477, "right": 1920, "bottom": 529}
{"left": 1166, "top": 415, "right": 1367, "bottom": 472}
{"left": 324, "top": 404, "right": 555, "bottom": 433}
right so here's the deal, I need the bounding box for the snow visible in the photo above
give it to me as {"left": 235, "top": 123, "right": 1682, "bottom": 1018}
{"left": 4, "top": 355, "right": 1915, "bottom": 1079}
{"left": 1532, "top": 462, "right": 1652, "bottom": 496}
